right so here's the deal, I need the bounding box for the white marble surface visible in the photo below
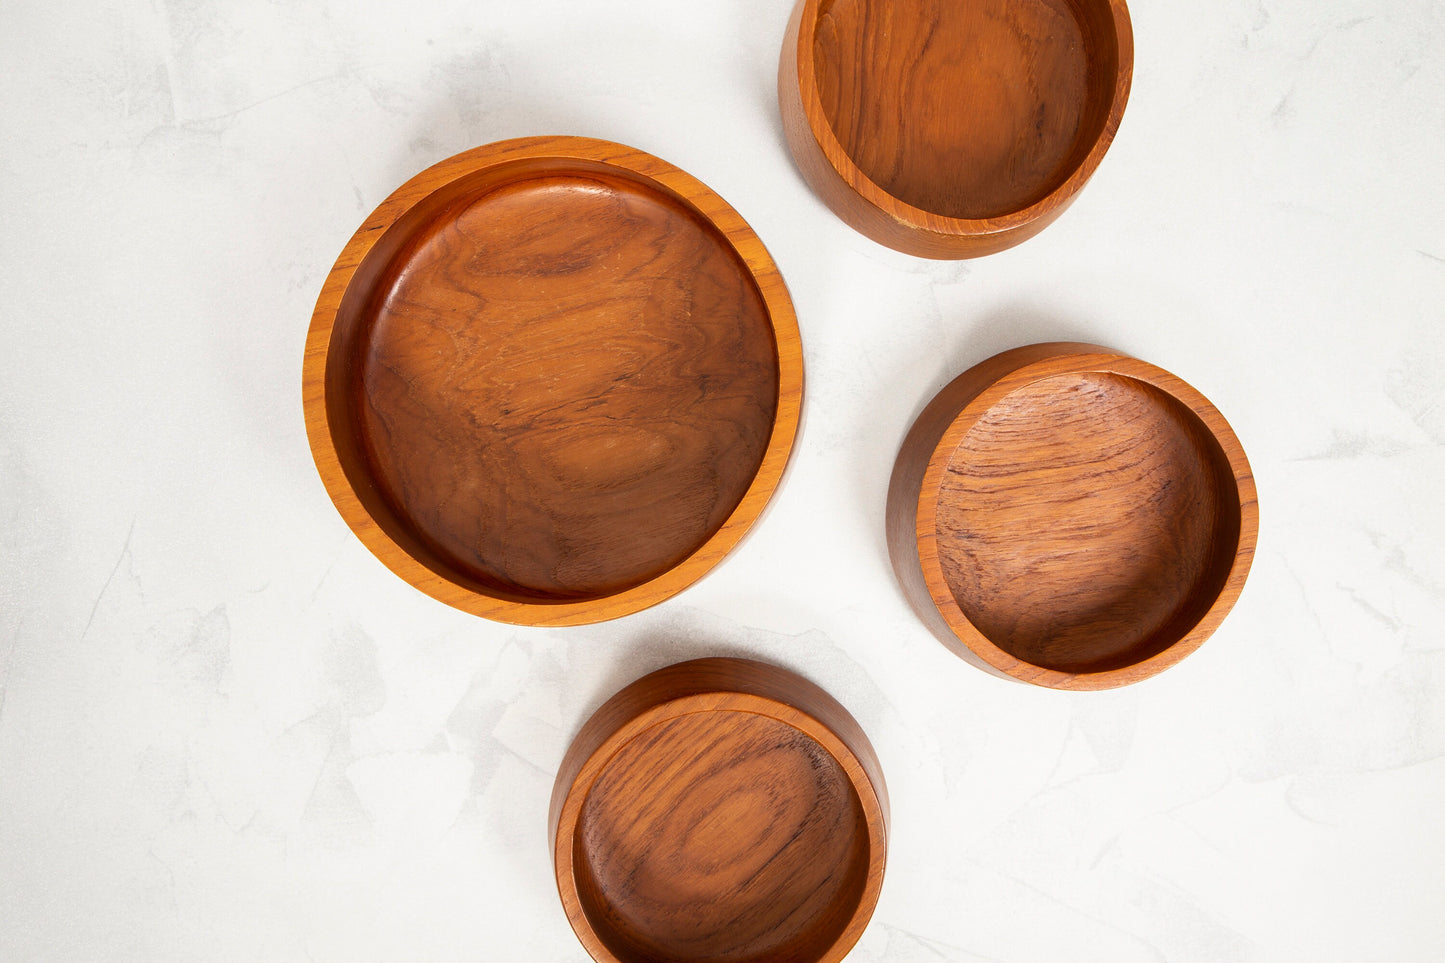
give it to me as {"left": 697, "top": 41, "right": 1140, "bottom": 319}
{"left": 2, "top": 0, "right": 1443, "bottom": 959}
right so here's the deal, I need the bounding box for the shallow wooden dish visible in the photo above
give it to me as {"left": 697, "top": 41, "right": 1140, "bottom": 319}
{"left": 780, "top": 0, "right": 1133, "bottom": 258}
{"left": 887, "top": 344, "right": 1258, "bottom": 689}
{"left": 551, "top": 658, "right": 888, "bottom": 963}
{"left": 304, "top": 137, "right": 802, "bottom": 625}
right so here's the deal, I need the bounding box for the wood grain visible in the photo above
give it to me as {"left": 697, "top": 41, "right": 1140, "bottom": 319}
{"left": 551, "top": 658, "right": 888, "bottom": 963}
{"left": 780, "top": 0, "right": 1133, "bottom": 258}
{"left": 304, "top": 138, "right": 803, "bottom": 625}
{"left": 887, "top": 344, "right": 1259, "bottom": 689}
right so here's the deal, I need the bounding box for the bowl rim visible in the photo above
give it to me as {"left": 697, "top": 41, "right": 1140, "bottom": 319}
{"left": 908, "top": 343, "right": 1258, "bottom": 690}
{"left": 549, "top": 657, "right": 888, "bottom": 963}
{"left": 303, "top": 136, "right": 804, "bottom": 626}
{"left": 788, "top": 0, "right": 1135, "bottom": 240}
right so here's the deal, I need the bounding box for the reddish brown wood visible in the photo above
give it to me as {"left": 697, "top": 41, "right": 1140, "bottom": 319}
{"left": 550, "top": 658, "right": 888, "bottom": 963}
{"left": 887, "top": 344, "right": 1259, "bottom": 689}
{"left": 304, "top": 138, "right": 803, "bottom": 625}
{"left": 780, "top": 0, "right": 1133, "bottom": 258}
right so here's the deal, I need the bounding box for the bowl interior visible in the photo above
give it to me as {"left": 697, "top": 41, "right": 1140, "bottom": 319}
{"left": 811, "top": 0, "right": 1123, "bottom": 220}
{"left": 324, "top": 160, "right": 780, "bottom": 604}
{"left": 935, "top": 371, "right": 1241, "bottom": 674}
{"left": 573, "top": 710, "right": 871, "bottom": 963}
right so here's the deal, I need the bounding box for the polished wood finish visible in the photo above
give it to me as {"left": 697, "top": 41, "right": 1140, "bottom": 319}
{"left": 887, "top": 344, "right": 1258, "bottom": 689}
{"left": 305, "top": 138, "right": 803, "bottom": 625}
{"left": 780, "top": 0, "right": 1133, "bottom": 258}
{"left": 551, "top": 658, "right": 888, "bottom": 963}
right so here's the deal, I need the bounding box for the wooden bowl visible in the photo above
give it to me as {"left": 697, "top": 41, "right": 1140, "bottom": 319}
{"left": 779, "top": 0, "right": 1133, "bottom": 258}
{"left": 551, "top": 658, "right": 888, "bottom": 963}
{"left": 304, "top": 137, "right": 802, "bottom": 626}
{"left": 887, "top": 344, "right": 1258, "bottom": 689}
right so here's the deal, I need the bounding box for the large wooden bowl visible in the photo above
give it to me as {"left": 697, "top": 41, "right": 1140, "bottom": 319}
{"left": 887, "top": 344, "right": 1258, "bottom": 689}
{"left": 780, "top": 0, "right": 1133, "bottom": 258}
{"left": 551, "top": 658, "right": 888, "bottom": 963}
{"left": 304, "top": 137, "right": 802, "bottom": 625}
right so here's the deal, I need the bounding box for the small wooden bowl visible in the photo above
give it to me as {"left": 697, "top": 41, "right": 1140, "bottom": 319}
{"left": 887, "top": 344, "right": 1258, "bottom": 689}
{"left": 780, "top": 0, "right": 1133, "bottom": 258}
{"left": 304, "top": 137, "right": 802, "bottom": 626}
{"left": 551, "top": 658, "right": 888, "bottom": 963}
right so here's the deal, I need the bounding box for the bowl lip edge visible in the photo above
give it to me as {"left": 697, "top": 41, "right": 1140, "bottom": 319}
{"left": 911, "top": 342, "right": 1259, "bottom": 690}
{"left": 303, "top": 135, "right": 804, "bottom": 626}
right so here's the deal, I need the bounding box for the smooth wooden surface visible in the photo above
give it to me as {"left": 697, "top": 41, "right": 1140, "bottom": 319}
{"left": 304, "top": 137, "right": 803, "bottom": 625}
{"left": 550, "top": 658, "right": 888, "bottom": 963}
{"left": 780, "top": 0, "right": 1133, "bottom": 258}
{"left": 887, "top": 344, "right": 1259, "bottom": 689}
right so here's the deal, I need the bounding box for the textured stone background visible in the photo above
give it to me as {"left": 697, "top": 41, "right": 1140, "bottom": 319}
{"left": 2, "top": 0, "right": 1442, "bottom": 959}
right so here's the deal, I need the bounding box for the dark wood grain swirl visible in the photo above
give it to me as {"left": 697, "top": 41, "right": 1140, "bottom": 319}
{"left": 352, "top": 173, "right": 778, "bottom": 601}
{"left": 576, "top": 711, "right": 867, "bottom": 963}
{"left": 814, "top": 0, "right": 1089, "bottom": 219}
{"left": 936, "top": 373, "right": 1230, "bottom": 673}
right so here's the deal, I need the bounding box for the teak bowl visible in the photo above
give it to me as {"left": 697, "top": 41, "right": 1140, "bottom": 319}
{"left": 780, "top": 0, "right": 1133, "bottom": 258}
{"left": 304, "top": 137, "right": 802, "bottom": 626}
{"left": 887, "top": 344, "right": 1258, "bottom": 689}
{"left": 551, "top": 658, "right": 888, "bottom": 963}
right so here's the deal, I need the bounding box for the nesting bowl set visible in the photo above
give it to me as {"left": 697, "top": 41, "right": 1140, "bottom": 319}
{"left": 304, "top": 1, "right": 1257, "bottom": 958}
